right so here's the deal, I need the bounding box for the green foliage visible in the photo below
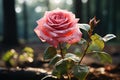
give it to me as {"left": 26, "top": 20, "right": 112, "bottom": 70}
{"left": 9, "top": 57, "right": 18, "bottom": 67}
{"left": 2, "top": 49, "right": 18, "bottom": 67}
{"left": 65, "top": 53, "right": 80, "bottom": 62}
{"left": 49, "top": 54, "right": 61, "bottom": 66}
{"left": 52, "top": 68, "right": 61, "bottom": 79}
{"left": 78, "top": 24, "right": 90, "bottom": 32}
{"left": 23, "top": 47, "right": 34, "bottom": 58}
{"left": 77, "top": 38, "right": 87, "bottom": 45}
{"left": 41, "top": 30, "right": 115, "bottom": 80}
{"left": 66, "top": 43, "right": 71, "bottom": 49}
{"left": 36, "top": 17, "right": 115, "bottom": 80}
{"left": 55, "top": 59, "right": 68, "bottom": 75}
{"left": 73, "top": 65, "right": 89, "bottom": 80}
{"left": 19, "top": 54, "right": 26, "bottom": 62}
{"left": 41, "top": 75, "right": 57, "bottom": 80}
{"left": 44, "top": 46, "right": 57, "bottom": 60}
{"left": 19, "top": 47, "right": 34, "bottom": 63}
{"left": 74, "top": 38, "right": 87, "bottom": 57}
{"left": 102, "top": 34, "right": 116, "bottom": 42}
{"left": 48, "top": 32, "right": 114, "bottom": 79}
{"left": 74, "top": 48, "right": 83, "bottom": 57}
{"left": 2, "top": 49, "right": 17, "bottom": 62}
{"left": 23, "top": 47, "right": 34, "bottom": 53}
{"left": 51, "top": 53, "right": 81, "bottom": 79}
{"left": 52, "top": 58, "right": 75, "bottom": 77}
{"left": 93, "top": 51, "right": 112, "bottom": 64}
{"left": 19, "top": 53, "right": 33, "bottom": 63}
{"left": 61, "top": 43, "right": 71, "bottom": 55}
{"left": 2, "top": 47, "right": 34, "bottom": 67}
{"left": 87, "top": 34, "right": 104, "bottom": 52}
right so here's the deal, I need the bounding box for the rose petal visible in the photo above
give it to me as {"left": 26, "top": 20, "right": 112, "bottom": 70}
{"left": 57, "top": 28, "right": 82, "bottom": 44}
{"left": 55, "top": 19, "right": 78, "bottom": 29}
{"left": 43, "top": 23, "right": 56, "bottom": 31}
{"left": 53, "top": 25, "right": 77, "bottom": 34}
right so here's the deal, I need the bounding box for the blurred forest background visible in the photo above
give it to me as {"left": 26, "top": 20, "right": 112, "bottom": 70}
{"left": 0, "top": 0, "right": 120, "bottom": 46}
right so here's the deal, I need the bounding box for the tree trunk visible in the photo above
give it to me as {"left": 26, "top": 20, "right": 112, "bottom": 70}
{"left": 23, "top": 1, "right": 28, "bottom": 41}
{"left": 87, "top": 0, "right": 90, "bottom": 22}
{"left": 74, "top": 0, "right": 83, "bottom": 23}
{"left": 2, "top": 0, "right": 18, "bottom": 45}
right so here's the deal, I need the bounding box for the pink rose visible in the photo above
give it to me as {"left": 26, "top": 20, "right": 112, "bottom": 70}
{"left": 34, "top": 8, "right": 82, "bottom": 48}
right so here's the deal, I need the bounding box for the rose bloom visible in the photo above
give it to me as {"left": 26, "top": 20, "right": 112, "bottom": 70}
{"left": 34, "top": 8, "right": 82, "bottom": 48}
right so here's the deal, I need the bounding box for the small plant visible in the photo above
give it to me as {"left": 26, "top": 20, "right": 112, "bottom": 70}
{"left": 2, "top": 47, "right": 34, "bottom": 67}
{"left": 19, "top": 47, "right": 34, "bottom": 64}
{"left": 2, "top": 49, "right": 18, "bottom": 67}
{"left": 34, "top": 8, "right": 116, "bottom": 80}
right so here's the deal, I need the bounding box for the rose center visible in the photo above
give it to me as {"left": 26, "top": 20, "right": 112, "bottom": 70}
{"left": 51, "top": 14, "right": 65, "bottom": 23}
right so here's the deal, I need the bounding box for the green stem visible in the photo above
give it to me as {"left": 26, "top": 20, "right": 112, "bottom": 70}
{"left": 59, "top": 43, "right": 72, "bottom": 80}
{"left": 59, "top": 43, "right": 64, "bottom": 59}
{"left": 79, "top": 21, "right": 94, "bottom": 64}
{"left": 79, "top": 41, "right": 90, "bottom": 64}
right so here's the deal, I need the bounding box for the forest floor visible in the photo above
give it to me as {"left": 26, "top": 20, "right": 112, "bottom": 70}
{"left": 0, "top": 42, "right": 120, "bottom": 80}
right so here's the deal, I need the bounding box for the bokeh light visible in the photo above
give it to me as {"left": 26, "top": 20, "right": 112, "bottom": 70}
{"left": 35, "top": 6, "right": 42, "bottom": 13}
{"left": 15, "top": 7, "right": 22, "bottom": 13}
{"left": 66, "top": 0, "right": 73, "bottom": 5}
{"left": 81, "top": 0, "right": 88, "bottom": 4}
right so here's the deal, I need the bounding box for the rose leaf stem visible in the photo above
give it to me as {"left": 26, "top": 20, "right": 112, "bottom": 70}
{"left": 59, "top": 43, "right": 64, "bottom": 59}
{"left": 78, "top": 41, "right": 90, "bottom": 64}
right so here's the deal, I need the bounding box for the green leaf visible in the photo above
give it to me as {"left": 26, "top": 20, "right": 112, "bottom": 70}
{"left": 44, "top": 46, "right": 57, "bottom": 60}
{"left": 75, "top": 38, "right": 87, "bottom": 57}
{"left": 93, "top": 51, "right": 112, "bottom": 64}
{"left": 41, "top": 75, "right": 57, "bottom": 80}
{"left": 77, "top": 38, "right": 87, "bottom": 46}
{"left": 62, "top": 48, "right": 67, "bottom": 55}
{"left": 52, "top": 68, "right": 61, "bottom": 79}
{"left": 78, "top": 24, "right": 90, "bottom": 32}
{"left": 65, "top": 53, "right": 80, "bottom": 62}
{"left": 19, "top": 54, "right": 34, "bottom": 63}
{"left": 87, "top": 34, "right": 104, "bottom": 52}
{"left": 78, "top": 38, "right": 87, "bottom": 45}
{"left": 66, "top": 43, "right": 71, "bottom": 49}
{"left": 9, "top": 57, "right": 17, "bottom": 67}
{"left": 102, "top": 34, "right": 116, "bottom": 42}
{"left": 61, "top": 43, "right": 71, "bottom": 55}
{"left": 22, "top": 47, "right": 34, "bottom": 59}
{"left": 2, "top": 49, "right": 17, "bottom": 62}
{"left": 90, "top": 33, "right": 101, "bottom": 41}
{"left": 23, "top": 47, "right": 34, "bottom": 53}
{"left": 55, "top": 58, "right": 74, "bottom": 75}
{"left": 49, "top": 54, "right": 61, "bottom": 66}
{"left": 55, "top": 59, "right": 68, "bottom": 74}
{"left": 27, "top": 52, "right": 34, "bottom": 57}
{"left": 74, "top": 48, "right": 83, "bottom": 57}
{"left": 19, "top": 54, "right": 26, "bottom": 62}
{"left": 73, "top": 65, "right": 89, "bottom": 80}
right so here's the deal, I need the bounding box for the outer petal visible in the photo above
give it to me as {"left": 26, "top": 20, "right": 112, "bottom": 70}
{"left": 35, "top": 18, "right": 59, "bottom": 47}
{"left": 34, "top": 26, "right": 59, "bottom": 48}
{"left": 34, "top": 26, "right": 47, "bottom": 42}
{"left": 68, "top": 29, "right": 82, "bottom": 44}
